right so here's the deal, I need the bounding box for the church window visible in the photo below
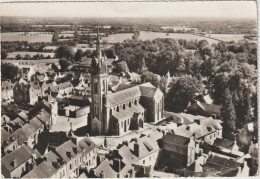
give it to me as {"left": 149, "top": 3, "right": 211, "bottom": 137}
{"left": 103, "top": 80, "right": 105, "bottom": 92}
{"left": 110, "top": 109, "right": 112, "bottom": 117}
{"left": 134, "top": 99, "right": 137, "bottom": 105}
{"left": 123, "top": 104, "right": 125, "bottom": 110}
{"left": 129, "top": 102, "right": 131, "bottom": 108}
{"left": 117, "top": 106, "right": 119, "bottom": 112}
{"left": 121, "top": 121, "right": 123, "bottom": 128}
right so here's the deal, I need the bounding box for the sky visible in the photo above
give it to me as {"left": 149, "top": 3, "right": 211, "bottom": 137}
{"left": 1, "top": 1, "right": 257, "bottom": 19}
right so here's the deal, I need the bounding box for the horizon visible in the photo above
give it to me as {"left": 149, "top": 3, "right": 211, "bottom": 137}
{"left": 1, "top": 1, "right": 257, "bottom": 19}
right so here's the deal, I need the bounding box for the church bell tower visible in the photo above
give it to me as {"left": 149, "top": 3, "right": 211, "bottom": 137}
{"left": 90, "top": 29, "right": 108, "bottom": 135}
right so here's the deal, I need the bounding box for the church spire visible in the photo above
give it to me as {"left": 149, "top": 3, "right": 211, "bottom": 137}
{"left": 96, "top": 28, "right": 102, "bottom": 59}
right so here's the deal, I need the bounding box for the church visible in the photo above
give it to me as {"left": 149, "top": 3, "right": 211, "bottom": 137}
{"left": 90, "top": 30, "right": 164, "bottom": 136}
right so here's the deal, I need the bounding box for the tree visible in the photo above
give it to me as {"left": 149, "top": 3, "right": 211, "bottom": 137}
{"left": 1, "top": 63, "right": 19, "bottom": 81}
{"left": 1, "top": 50, "right": 7, "bottom": 59}
{"left": 52, "top": 31, "right": 59, "bottom": 43}
{"left": 166, "top": 76, "right": 202, "bottom": 112}
{"left": 141, "top": 71, "right": 160, "bottom": 87}
{"left": 59, "top": 58, "right": 72, "bottom": 71}
{"left": 221, "top": 88, "right": 236, "bottom": 132}
{"left": 74, "top": 49, "right": 83, "bottom": 62}
{"left": 16, "top": 54, "right": 22, "bottom": 60}
{"left": 113, "top": 61, "right": 129, "bottom": 74}
{"left": 24, "top": 54, "right": 31, "bottom": 60}
{"left": 55, "top": 45, "right": 74, "bottom": 60}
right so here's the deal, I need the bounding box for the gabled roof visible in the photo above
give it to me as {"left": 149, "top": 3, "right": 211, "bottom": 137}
{"left": 55, "top": 140, "right": 82, "bottom": 162}
{"left": 22, "top": 161, "right": 57, "bottom": 178}
{"left": 94, "top": 159, "right": 117, "bottom": 178}
{"left": 78, "top": 137, "right": 97, "bottom": 155}
{"left": 18, "top": 111, "right": 29, "bottom": 121}
{"left": 2, "top": 145, "right": 38, "bottom": 172}
{"left": 106, "top": 86, "right": 141, "bottom": 107}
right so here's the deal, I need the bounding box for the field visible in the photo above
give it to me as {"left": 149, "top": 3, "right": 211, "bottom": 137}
{"left": 102, "top": 31, "right": 221, "bottom": 44}
{"left": 6, "top": 51, "right": 55, "bottom": 58}
{"left": 205, "top": 34, "right": 246, "bottom": 42}
{"left": 1, "top": 32, "right": 53, "bottom": 42}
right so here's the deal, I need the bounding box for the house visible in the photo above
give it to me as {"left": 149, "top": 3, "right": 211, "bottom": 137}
{"left": 22, "top": 161, "right": 58, "bottom": 178}
{"left": 92, "top": 156, "right": 135, "bottom": 178}
{"left": 50, "top": 82, "right": 73, "bottom": 98}
{"left": 48, "top": 140, "right": 83, "bottom": 178}
{"left": 162, "top": 132, "right": 196, "bottom": 168}
{"left": 78, "top": 136, "right": 98, "bottom": 170}
{"left": 187, "top": 100, "right": 222, "bottom": 118}
{"left": 1, "top": 80, "right": 14, "bottom": 102}
{"left": 173, "top": 118, "right": 223, "bottom": 145}
{"left": 1, "top": 145, "right": 40, "bottom": 178}
{"left": 13, "top": 81, "right": 42, "bottom": 105}
{"left": 212, "top": 138, "right": 241, "bottom": 155}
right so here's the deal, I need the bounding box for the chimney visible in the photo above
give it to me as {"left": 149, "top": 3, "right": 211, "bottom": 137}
{"left": 11, "top": 159, "right": 17, "bottom": 167}
{"left": 100, "top": 171, "right": 105, "bottom": 178}
{"left": 86, "top": 133, "right": 90, "bottom": 137}
{"left": 177, "top": 123, "right": 182, "bottom": 127}
{"left": 194, "top": 119, "right": 200, "bottom": 125}
{"left": 186, "top": 126, "right": 190, "bottom": 131}
{"left": 134, "top": 142, "right": 139, "bottom": 157}
{"left": 113, "top": 158, "right": 121, "bottom": 172}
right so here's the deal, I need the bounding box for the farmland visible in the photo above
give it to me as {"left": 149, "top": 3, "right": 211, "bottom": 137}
{"left": 1, "top": 32, "right": 53, "bottom": 42}
{"left": 6, "top": 51, "right": 55, "bottom": 59}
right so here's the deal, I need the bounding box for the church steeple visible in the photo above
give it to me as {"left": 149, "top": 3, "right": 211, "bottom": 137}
{"left": 91, "top": 28, "right": 107, "bottom": 75}
{"left": 96, "top": 28, "right": 102, "bottom": 59}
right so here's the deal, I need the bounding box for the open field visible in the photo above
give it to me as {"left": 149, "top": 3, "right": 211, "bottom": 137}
{"left": 1, "top": 32, "right": 53, "bottom": 42}
{"left": 205, "top": 34, "right": 246, "bottom": 42}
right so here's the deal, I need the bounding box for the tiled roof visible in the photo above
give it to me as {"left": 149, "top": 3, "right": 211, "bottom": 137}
{"left": 22, "top": 161, "right": 57, "bottom": 178}
{"left": 106, "top": 86, "right": 141, "bottom": 107}
{"left": 18, "top": 111, "right": 29, "bottom": 121}
{"left": 2, "top": 145, "right": 37, "bottom": 172}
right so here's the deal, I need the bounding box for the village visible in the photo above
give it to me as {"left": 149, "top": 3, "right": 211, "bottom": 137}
{"left": 1, "top": 2, "right": 259, "bottom": 178}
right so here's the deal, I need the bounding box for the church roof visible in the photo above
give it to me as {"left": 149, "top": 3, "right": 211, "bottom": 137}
{"left": 106, "top": 86, "right": 141, "bottom": 107}
{"left": 112, "top": 104, "right": 144, "bottom": 121}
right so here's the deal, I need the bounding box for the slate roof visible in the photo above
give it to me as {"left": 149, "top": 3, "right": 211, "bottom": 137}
{"left": 55, "top": 140, "right": 82, "bottom": 162}
{"left": 139, "top": 83, "right": 157, "bottom": 97}
{"left": 163, "top": 133, "right": 190, "bottom": 145}
{"left": 213, "top": 138, "right": 235, "bottom": 149}
{"left": 18, "top": 111, "right": 29, "bottom": 121}
{"left": 22, "top": 161, "right": 57, "bottom": 178}
{"left": 2, "top": 145, "right": 38, "bottom": 172}
{"left": 106, "top": 86, "right": 141, "bottom": 107}
{"left": 173, "top": 118, "right": 222, "bottom": 139}
{"left": 112, "top": 103, "right": 144, "bottom": 121}
{"left": 94, "top": 158, "right": 117, "bottom": 178}
{"left": 78, "top": 137, "right": 97, "bottom": 155}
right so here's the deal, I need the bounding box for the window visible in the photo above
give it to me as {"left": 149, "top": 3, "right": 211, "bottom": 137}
{"left": 75, "top": 160, "right": 77, "bottom": 166}
{"left": 123, "top": 104, "right": 126, "bottom": 110}
{"left": 70, "top": 164, "right": 72, "bottom": 170}
{"left": 134, "top": 99, "right": 137, "bottom": 105}
{"left": 143, "top": 160, "right": 145, "bottom": 164}
{"left": 121, "top": 121, "right": 123, "bottom": 128}
{"left": 129, "top": 102, "right": 131, "bottom": 108}
{"left": 117, "top": 106, "right": 119, "bottom": 112}
{"left": 63, "top": 170, "right": 65, "bottom": 176}
{"left": 128, "top": 119, "right": 130, "bottom": 125}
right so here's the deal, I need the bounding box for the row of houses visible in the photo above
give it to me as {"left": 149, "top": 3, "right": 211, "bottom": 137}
{"left": 1, "top": 133, "right": 97, "bottom": 178}
{"left": 1, "top": 99, "right": 57, "bottom": 157}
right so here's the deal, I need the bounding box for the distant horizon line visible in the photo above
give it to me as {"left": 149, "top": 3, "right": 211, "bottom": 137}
{"left": 1, "top": 15, "right": 256, "bottom": 19}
